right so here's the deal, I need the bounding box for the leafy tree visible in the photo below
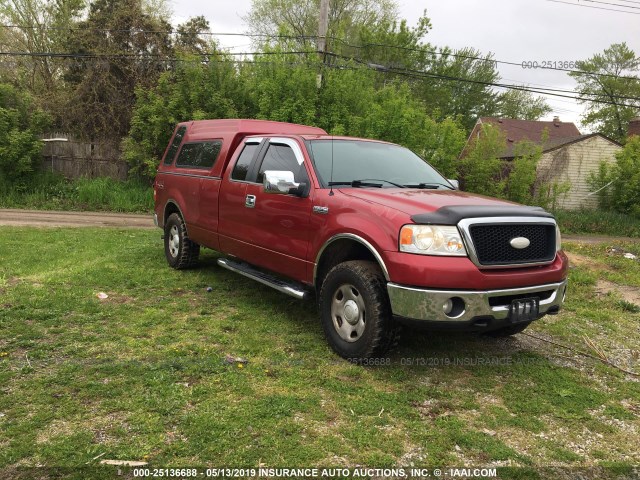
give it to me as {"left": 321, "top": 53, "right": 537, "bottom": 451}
{"left": 142, "top": 0, "right": 171, "bottom": 23}
{"left": 247, "top": 58, "right": 466, "bottom": 177}
{"left": 337, "top": 81, "right": 465, "bottom": 177}
{"left": 570, "top": 43, "right": 640, "bottom": 144}
{"left": 352, "top": 12, "right": 431, "bottom": 71}
{"left": 320, "top": 10, "right": 500, "bottom": 131}
{"left": 417, "top": 117, "right": 466, "bottom": 179}
{"left": 497, "top": 88, "right": 552, "bottom": 121}
{"left": 416, "top": 47, "right": 500, "bottom": 131}
{"left": 315, "top": 64, "right": 378, "bottom": 135}
{"left": 175, "top": 16, "right": 211, "bottom": 55}
{"left": 244, "top": 0, "right": 398, "bottom": 50}
{"left": 0, "top": 83, "right": 50, "bottom": 181}
{"left": 247, "top": 54, "right": 319, "bottom": 125}
{"left": 63, "top": 0, "right": 175, "bottom": 138}
{"left": 0, "top": 0, "right": 85, "bottom": 92}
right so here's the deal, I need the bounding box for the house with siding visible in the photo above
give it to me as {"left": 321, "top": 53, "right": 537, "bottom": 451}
{"left": 461, "top": 117, "right": 623, "bottom": 210}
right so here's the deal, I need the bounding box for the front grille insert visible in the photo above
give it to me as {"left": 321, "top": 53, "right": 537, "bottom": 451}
{"left": 469, "top": 223, "right": 556, "bottom": 266}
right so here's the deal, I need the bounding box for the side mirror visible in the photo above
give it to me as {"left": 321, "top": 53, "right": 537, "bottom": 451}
{"left": 448, "top": 179, "right": 460, "bottom": 190}
{"left": 263, "top": 170, "right": 307, "bottom": 197}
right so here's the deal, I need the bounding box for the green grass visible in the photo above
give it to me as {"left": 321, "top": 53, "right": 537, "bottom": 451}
{"left": 555, "top": 209, "right": 640, "bottom": 237}
{"left": 1, "top": 228, "right": 639, "bottom": 478}
{"left": 0, "top": 172, "right": 153, "bottom": 213}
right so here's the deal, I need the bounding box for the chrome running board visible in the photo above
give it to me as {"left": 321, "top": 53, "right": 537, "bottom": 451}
{"left": 217, "top": 258, "right": 309, "bottom": 300}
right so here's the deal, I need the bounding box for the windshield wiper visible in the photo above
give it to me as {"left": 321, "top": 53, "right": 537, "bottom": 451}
{"left": 359, "top": 179, "right": 407, "bottom": 188}
{"left": 328, "top": 180, "right": 383, "bottom": 188}
{"left": 403, "top": 182, "right": 454, "bottom": 190}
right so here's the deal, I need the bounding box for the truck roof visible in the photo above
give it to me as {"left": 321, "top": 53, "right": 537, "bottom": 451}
{"left": 178, "top": 119, "right": 327, "bottom": 141}
{"left": 300, "top": 134, "right": 393, "bottom": 144}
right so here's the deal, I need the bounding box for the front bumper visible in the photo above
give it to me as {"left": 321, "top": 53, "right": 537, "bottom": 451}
{"left": 387, "top": 280, "right": 567, "bottom": 324}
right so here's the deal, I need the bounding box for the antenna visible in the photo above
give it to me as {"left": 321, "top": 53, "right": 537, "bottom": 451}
{"left": 329, "top": 134, "right": 334, "bottom": 196}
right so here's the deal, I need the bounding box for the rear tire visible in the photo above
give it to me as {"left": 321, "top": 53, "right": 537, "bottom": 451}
{"left": 319, "top": 260, "right": 400, "bottom": 361}
{"left": 486, "top": 322, "right": 531, "bottom": 338}
{"left": 164, "top": 213, "right": 200, "bottom": 269}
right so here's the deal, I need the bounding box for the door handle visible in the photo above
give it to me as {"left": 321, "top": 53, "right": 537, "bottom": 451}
{"left": 245, "top": 194, "right": 256, "bottom": 208}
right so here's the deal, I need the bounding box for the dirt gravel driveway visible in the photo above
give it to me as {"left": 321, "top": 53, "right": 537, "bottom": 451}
{"left": 0, "top": 209, "right": 155, "bottom": 229}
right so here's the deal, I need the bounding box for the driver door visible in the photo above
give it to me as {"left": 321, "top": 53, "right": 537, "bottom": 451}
{"left": 243, "top": 138, "right": 314, "bottom": 282}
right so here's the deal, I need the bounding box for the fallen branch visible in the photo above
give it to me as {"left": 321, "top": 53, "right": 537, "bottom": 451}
{"left": 521, "top": 332, "right": 639, "bottom": 377}
{"left": 100, "top": 459, "right": 148, "bottom": 467}
{"left": 583, "top": 335, "right": 609, "bottom": 363}
{"left": 86, "top": 452, "right": 106, "bottom": 464}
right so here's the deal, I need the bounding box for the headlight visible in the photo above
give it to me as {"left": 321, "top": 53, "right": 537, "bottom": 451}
{"left": 556, "top": 225, "right": 562, "bottom": 252}
{"left": 399, "top": 225, "right": 467, "bottom": 256}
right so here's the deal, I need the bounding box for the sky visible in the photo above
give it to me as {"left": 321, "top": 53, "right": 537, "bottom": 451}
{"left": 171, "top": 0, "right": 640, "bottom": 131}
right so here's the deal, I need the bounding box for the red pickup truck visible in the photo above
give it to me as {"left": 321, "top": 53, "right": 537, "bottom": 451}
{"left": 154, "top": 119, "right": 568, "bottom": 360}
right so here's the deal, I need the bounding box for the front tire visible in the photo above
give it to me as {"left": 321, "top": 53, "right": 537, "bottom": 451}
{"left": 164, "top": 213, "right": 200, "bottom": 269}
{"left": 319, "top": 260, "right": 399, "bottom": 361}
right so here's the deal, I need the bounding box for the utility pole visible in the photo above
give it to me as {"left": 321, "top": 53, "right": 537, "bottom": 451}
{"left": 317, "top": 0, "right": 329, "bottom": 89}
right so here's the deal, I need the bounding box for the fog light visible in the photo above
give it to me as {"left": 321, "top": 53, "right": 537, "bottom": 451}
{"left": 443, "top": 298, "right": 453, "bottom": 315}
{"left": 443, "top": 297, "right": 466, "bottom": 318}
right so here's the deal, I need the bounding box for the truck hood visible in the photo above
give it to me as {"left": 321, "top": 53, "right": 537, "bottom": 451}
{"left": 339, "top": 188, "right": 519, "bottom": 216}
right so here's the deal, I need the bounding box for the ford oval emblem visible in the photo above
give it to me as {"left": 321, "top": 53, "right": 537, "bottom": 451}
{"left": 510, "top": 237, "right": 531, "bottom": 249}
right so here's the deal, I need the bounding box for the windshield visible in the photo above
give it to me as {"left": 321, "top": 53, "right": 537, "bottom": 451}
{"left": 307, "top": 140, "right": 451, "bottom": 189}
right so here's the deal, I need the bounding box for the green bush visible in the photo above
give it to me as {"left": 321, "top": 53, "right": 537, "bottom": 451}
{"left": 123, "top": 56, "right": 467, "bottom": 181}
{"left": 589, "top": 136, "right": 640, "bottom": 216}
{"left": 505, "top": 140, "right": 541, "bottom": 205}
{"left": 458, "top": 124, "right": 506, "bottom": 197}
{"left": 459, "top": 126, "right": 563, "bottom": 208}
{"left": 0, "top": 83, "right": 50, "bottom": 181}
{"left": 0, "top": 173, "right": 152, "bottom": 212}
{"left": 123, "top": 52, "right": 250, "bottom": 179}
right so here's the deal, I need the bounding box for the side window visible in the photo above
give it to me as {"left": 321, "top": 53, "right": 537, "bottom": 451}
{"left": 163, "top": 126, "right": 186, "bottom": 165}
{"left": 231, "top": 143, "right": 260, "bottom": 181}
{"left": 257, "top": 143, "right": 308, "bottom": 184}
{"left": 175, "top": 141, "right": 222, "bottom": 169}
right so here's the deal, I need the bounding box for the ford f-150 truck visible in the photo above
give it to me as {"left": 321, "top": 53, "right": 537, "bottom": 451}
{"left": 154, "top": 119, "right": 568, "bottom": 360}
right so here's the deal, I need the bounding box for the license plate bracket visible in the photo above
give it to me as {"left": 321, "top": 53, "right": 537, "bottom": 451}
{"left": 509, "top": 297, "right": 540, "bottom": 323}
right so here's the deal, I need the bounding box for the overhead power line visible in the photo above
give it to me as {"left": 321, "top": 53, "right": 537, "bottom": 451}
{"left": 386, "top": 67, "right": 639, "bottom": 108}
{"left": 323, "top": 52, "right": 640, "bottom": 107}
{"left": 326, "top": 52, "right": 640, "bottom": 104}
{"left": 0, "top": 50, "right": 314, "bottom": 59}
{"left": 2, "top": 24, "right": 639, "bottom": 81}
{"left": 328, "top": 37, "right": 640, "bottom": 82}
{"left": 545, "top": 0, "right": 640, "bottom": 14}
{"left": 582, "top": 0, "right": 640, "bottom": 9}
